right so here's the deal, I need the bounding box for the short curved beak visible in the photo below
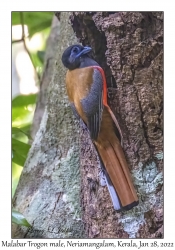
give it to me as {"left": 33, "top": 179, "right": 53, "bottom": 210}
{"left": 81, "top": 46, "right": 92, "bottom": 55}
{"left": 76, "top": 46, "right": 92, "bottom": 57}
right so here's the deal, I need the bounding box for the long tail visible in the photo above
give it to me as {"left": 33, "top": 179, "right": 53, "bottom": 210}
{"left": 95, "top": 135, "right": 139, "bottom": 211}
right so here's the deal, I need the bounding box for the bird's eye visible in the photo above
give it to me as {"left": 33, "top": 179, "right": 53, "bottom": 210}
{"left": 72, "top": 47, "right": 79, "bottom": 53}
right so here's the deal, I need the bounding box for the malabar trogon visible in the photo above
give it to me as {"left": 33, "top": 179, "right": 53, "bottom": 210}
{"left": 61, "top": 44, "right": 139, "bottom": 211}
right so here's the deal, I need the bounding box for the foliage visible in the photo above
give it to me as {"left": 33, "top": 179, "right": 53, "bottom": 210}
{"left": 12, "top": 138, "right": 31, "bottom": 166}
{"left": 12, "top": 210, "right": 31, "bottom": 227}
{"left": 12, "top": 93, "right": 35, "bottom": 197}
{"left": 12, "top": 12, "right": 53, "bottom": 198}
{"left": 12, "top": 94, "right": 37, "bottom": 168}
{"left": 12, "top": 12, "right": 53, "bottom": 38}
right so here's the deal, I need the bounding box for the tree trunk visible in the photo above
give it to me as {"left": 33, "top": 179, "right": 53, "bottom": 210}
{"left": 12, "top": 12, "right": 163, "bottom": 239}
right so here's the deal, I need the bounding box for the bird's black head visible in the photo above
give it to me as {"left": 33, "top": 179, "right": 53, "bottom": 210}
{"left": 61, "top": 44, "right": 92, "bottom": 70}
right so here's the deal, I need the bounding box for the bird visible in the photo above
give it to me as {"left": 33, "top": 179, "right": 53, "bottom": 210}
{"left": 61, "top": 44, "right": 139, "bottom": 211}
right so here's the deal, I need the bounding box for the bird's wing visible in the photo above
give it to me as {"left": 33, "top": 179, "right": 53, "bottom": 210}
{"left": 81, "top": 67, "right": 104, "bottom": 140}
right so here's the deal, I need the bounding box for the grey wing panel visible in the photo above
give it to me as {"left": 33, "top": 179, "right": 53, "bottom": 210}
{"left": 81, "top": 68, "right": 104, "bottom": 140}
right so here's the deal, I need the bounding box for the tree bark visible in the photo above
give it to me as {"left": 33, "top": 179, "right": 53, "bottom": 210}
{"left": 31, "top": 16, "right": 60, "bottom": 138}
{"left": 12, "top": 12, "right": 163, "bottom": 239}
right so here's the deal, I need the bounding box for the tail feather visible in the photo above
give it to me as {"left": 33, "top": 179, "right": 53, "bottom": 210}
{"left": 110, "top": 138, "right": 138, "bottom": 201}
{"left": 104, "top": 171, "right": 139, "bottom": 211}
{"left": 95, "top": 138, "right": 139, "bottom": 209}
{"left": 97, "top": 143, "right": 124, "bottom": 197}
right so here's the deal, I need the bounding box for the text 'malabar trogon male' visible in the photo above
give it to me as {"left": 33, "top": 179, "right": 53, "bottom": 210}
{"left": 61, "top": 44, "right": 139, "bottom": 212}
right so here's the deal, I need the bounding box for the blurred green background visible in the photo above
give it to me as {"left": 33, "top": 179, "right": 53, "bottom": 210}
{"left": 12, "top": 12, "right": 54, "bottom": 197}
